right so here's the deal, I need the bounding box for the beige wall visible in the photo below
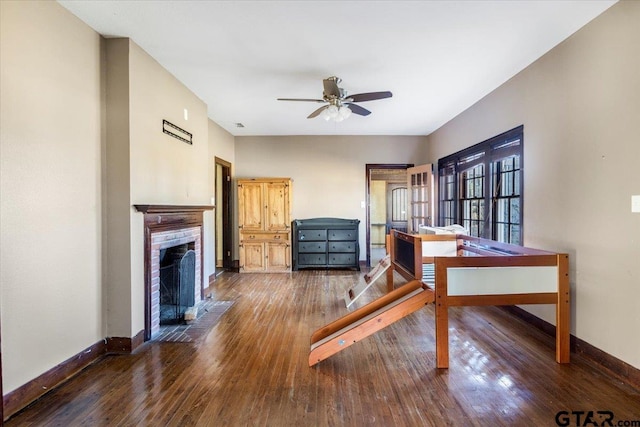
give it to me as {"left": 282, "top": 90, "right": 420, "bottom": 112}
{"left": 127, "top": 40, "right": 212, "bottom": 336}
{"left": 0, "top": 1, "right": 221, "bottom": 394}
{"left": 0, "top": 1, "right": 104, "bottom": 392}
{"left": 234, "top": 136, "right": 428, "bottom": 257}
{"left": 427, "top": 0, "right": 640, "bottom": 368}
{"left": 105, "top": 38, "right": 133, "bottom": 338}
{"left": 209, "top": 120, "right": 236, "bottom": 167}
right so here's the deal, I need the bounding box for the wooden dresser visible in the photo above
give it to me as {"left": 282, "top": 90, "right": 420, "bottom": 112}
{"left": 238, "top": 178, "right": 292, "bottom": 272}
{"left": 292, "top": 218, "right": 360, "bottom": 271}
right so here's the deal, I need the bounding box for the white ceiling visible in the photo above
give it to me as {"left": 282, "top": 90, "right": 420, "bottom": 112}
{"left": 58, "top": 0, "right": 616, "bottom": 137}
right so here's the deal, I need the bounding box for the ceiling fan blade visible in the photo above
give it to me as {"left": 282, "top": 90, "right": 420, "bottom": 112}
{"left": 348, "top": 91, "right": 392, "bottom": 102}
{"left": 277, "top": 98, "right": 325, "bottom": 103}
{"left": 346, "top": 103, "right": 371, "bottom": 116}
{"left": 323, "top": 78, "right": 341, "bottom": 98}
{"left": 307, "top": 105, "right": 329, "bottom": 119}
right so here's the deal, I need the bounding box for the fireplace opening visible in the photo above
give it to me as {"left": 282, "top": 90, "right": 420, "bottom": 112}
{"left": 159, "top": 243, "right": 196, "bottom": 324}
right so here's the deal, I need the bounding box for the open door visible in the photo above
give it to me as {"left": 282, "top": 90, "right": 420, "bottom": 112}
{"left": 366, "top": 164, "right": 412, "bottom": 267}
{"left": 407, "top": 164, "right": 434, "bottom": 233}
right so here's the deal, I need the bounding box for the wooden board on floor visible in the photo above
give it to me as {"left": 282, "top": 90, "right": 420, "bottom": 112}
{"left": 343, "top": 255, "right": 391, "bottom": 309}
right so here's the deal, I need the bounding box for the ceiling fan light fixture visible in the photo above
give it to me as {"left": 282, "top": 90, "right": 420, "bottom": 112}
{"left": 338, "top": 105, "right": 352, "bottom": 119}
{"left": 321, "top": 104, "right": 351, "bottom": 122}
{"left": 278, "top": 76, "right": 391, "bottom": 122}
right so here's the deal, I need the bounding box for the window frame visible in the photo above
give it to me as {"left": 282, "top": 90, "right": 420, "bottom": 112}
{"left": 437, "top": 125, "right": 524, "bottom": 244}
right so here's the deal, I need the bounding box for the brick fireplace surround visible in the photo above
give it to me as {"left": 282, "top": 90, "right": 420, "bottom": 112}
{"left": 134, "top": 205, "right": 213, "bottom": 341}
{"left": 151, "top": 226, "right": 201, "bottom": 335}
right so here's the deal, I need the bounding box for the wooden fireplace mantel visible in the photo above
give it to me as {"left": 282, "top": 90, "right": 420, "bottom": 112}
{"left": 134, "top": 205, "right": 214, "bottom": 230}
{"left": 134, "top": 204, "right": 214, "bottom": 214}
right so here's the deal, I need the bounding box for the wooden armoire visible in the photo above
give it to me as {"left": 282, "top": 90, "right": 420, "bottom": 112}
{"left": 238, "top": 178, "right": 292, "bottom": 272}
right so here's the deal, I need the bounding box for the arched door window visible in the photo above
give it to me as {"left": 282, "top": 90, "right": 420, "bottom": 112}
{"left": 391, "top": 187, "right": 407, "bottom": 221}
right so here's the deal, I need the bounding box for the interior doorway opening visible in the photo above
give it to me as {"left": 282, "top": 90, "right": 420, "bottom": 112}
{"left": 365, "top": 164, "right": 413, "bottom": 267}
{"left": 215, "top": 157, "right": 233, "bottom": 274}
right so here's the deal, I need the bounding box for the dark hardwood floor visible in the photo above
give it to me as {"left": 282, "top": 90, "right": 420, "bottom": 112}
{"left": 6, "top": 270, "right": 640, "bottom": 426}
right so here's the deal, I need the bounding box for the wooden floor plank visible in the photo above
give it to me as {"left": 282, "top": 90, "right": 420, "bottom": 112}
{"left": 5, "top": 270, "right": 639, "bottom": 426}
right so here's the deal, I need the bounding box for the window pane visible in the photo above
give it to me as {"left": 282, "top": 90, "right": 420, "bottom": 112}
{"left": 497, "top": 199, "right": 508, "bottom": 223}
{"left": 391, "top": 188, "right": 408, "bottom": 221}
{"left": 438, "top": 126, "right": 523, "bottom": 244}
{"left": 510, "top": 225, "right": 521, "bottom": 245}
{"left": 496, "top": 222, "right": 507, "bottom": 242}
{"left": 510, "top": 198, "right": 520, "bottom": 224}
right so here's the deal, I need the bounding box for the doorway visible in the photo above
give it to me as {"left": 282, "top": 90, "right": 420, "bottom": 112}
{"left": 365, "top": 164, "right": 413, "bottom": 267}
{"left": 215, "top": 157, "right": 233, "bottom": 273}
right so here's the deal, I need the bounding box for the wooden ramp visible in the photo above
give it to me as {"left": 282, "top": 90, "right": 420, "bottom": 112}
{"left": 309, "top": 280, "right": 434, "bottom": 366}
{"left": 343, "top": 255, "right": 391, "bottom": 308}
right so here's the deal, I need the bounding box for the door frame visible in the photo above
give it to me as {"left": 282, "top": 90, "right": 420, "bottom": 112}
{"left": 365, "top": 163, "right": 413, "bottom": 267}
{"left": 215, "top": 157, "right": 233, "bottom": 272}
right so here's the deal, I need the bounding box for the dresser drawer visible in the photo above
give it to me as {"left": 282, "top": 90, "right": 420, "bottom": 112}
{"left": 298, "top": 241, "right": 326, "bottom": 253}
{"left": 241, "top": 232, "right": 289, "bottom": 242}
{"left": 328, "top": 229, "right": 357, "bottom": 241}
{"left": 328, "top": 253, "right": 356, "bottom": 265}
{"left": 298, "top": 229, "right": 327, "bottom": 241}
{"left": 329, "top": 241, "right": 356, "bottom": 253}
{"left": 298, "top": 253, "right": 327, "bottom": 265}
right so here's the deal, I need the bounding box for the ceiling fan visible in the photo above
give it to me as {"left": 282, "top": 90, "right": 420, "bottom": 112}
{"left": 277, "top": 76, "right": 392, "bottom": 121}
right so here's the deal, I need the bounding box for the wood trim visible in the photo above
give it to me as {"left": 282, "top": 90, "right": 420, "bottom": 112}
{"left": 3, "top": 340, "right": 107, "bottom": 420}
{"left": 215, "top": 158, "right": 234, "bottom": 270}
{"left": 556, "top": 254, "right": 571, "bottom": 363}
{"left": 502, "top": 306, "right": 640, "bottom": 390}
{"left": 105, "top": 337, "right": 131, "bottom": 353}
{"left": 417, "top": 234, "right": 459, "bottom": 242}
{"left": 105, "top": 330, "right": 145, "bottom": 354}
{"left": 3, "top": 330, "right": 146, "bottom": 420}
{"left": 1, "top": 319, "right": 3, "bottom": 422}
{"left": 447, "top": 293, "right": 557, "bottom": 306}
{"left": 435, "top": 254, "right": 559, "bottom": 268}
{"left": 364, "top": 163, "right": 413, "bottom": 267}
{"left": 573, "top": 337, "right": 640, "bottom": 391}
{"left": 385, "top": 234, "right": 394, "bottom": 292}
{"left": 435, "top": 260, "right": 449, "bottom": 369}
{"left": 133, "top": 204, "right": 213, "bottom": 214}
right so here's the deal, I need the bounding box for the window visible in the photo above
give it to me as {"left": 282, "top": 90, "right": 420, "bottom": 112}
{"left": 407, "top": 164, "right": 433, "bottom": 232}
{"left": 438, "top": 126, "right": 523, "bottom": 244}
{"left": 391, "top": 187, "right": 408, "bottom": 221}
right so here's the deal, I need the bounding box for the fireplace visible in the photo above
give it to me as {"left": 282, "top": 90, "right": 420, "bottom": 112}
{"left": 159, "top": 244, "right": 196, "bottom": 324}
{"left": 151, "top": 228, "right": 201, "bottom": 332}
{"left": 135, "top": 205, "right": 213, "bottom": 340}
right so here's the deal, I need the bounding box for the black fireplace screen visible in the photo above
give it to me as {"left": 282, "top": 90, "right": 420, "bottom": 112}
{"left": 159, "top": 246, "right": 196, "bottom": 324}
